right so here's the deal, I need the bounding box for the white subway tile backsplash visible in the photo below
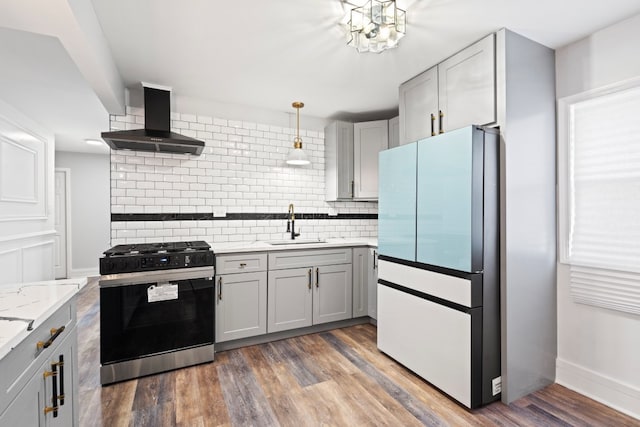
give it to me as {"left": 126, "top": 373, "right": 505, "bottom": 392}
{"left": 109, "top": 108, "right": 377, "bottom": 245}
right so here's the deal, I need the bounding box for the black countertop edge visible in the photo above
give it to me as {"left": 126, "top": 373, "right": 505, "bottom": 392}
{"left": 111, "top": 212, "right": 378, "bottom": 222}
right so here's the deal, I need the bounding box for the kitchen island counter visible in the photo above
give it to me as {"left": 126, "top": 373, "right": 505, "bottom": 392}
{"left": 0, "top": 278, "right": 85, "bottom": 361}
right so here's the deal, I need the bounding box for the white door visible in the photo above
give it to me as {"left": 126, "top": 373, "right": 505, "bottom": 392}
{"left": 54, "top": 169, "right": 69, "bottom": 279}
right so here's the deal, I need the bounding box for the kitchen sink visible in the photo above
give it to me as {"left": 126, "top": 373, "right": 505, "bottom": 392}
{"left": 267, "top": 239, "right": 327, "bottom": 245}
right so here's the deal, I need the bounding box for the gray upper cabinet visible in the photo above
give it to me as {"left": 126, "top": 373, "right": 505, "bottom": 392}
{"left": 398, "top": 33, "right": 496, "bottom": 145}
{"left": 399, "top": 66, "right": 439, "bottom": 145}
{"left": 438, "top": 34, "right": 496, "bottom": 133}
{"left": 325, "top": 121, "right": 354, "bottom": 201}
{"left": 388, "top": 116, "right": 400, "bottom": 149}
{"left": 326, "top": 120, "right": 389, "bottom": 201}
{"left": 353, "top": 120, "right": 388, "bottom": 200}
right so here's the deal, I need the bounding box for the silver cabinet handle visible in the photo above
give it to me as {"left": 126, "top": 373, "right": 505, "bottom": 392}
{"left": 218, "top": 277, "right": 222, "bottom": 301}
{"left": 308, "top": 268, "right": 312, "bottom": 290}
{"left": 316, "top": 267, "right": 319, "bottom": 288}
{"left": 373, "top": 250, "right": 377, "bottom": 270}
{"left": 239, "top": 263, "right": 246, "bottom": 268}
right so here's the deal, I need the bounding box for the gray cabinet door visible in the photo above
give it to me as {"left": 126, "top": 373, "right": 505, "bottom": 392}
{"left": 368, "top": 248, "right": 378, "bottom": 320}
{"left": 325, "top": 121, "right": 354, "bottom": 201}
{"left": 438, "top": 34, "right": 496, "bottom": 133}
{"left": 388, "top": 116, "right": 400, "bottom": 149}
{"left": 0, "top": 369, "right": 42, "bottom": 427}
{"left": 313, "top": 264, "right": 353, "bottom": 325}
{"left": 399, "top": 66, "right": 438, "bottom": 144}
{"left": 216, "top": 272, "right": 267, "bottom": 342}
{"left": 354, "top": 120, "right": 388, "bottom": 200}
{"left": 352, "top": 248, "right": 369, "bottom": 318}
{"left": 268, "top": 267, "right": 313, "bottom": 333}
{"left": 1, "top": 329, "right": 77, "bottom": 427}
{"left": 45, "top": 330, "right": 77, "bottom": 427}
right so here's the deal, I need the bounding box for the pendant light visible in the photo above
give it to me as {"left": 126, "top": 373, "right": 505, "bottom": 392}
{"left": 286, "top": 101, "right": 310, "bottom": 166}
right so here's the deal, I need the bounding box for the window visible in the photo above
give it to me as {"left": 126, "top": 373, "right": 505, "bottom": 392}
{"left": 558, "top": 77, "right": 640, "bottom": 315}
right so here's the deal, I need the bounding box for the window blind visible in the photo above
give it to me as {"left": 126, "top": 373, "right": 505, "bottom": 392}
{"left": 565, "top": 83, "right": 640, "bottom": 314}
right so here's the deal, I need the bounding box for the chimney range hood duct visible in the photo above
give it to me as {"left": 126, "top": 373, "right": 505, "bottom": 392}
{"left": 102, "top": 85, "right": 204, "bottom": 155}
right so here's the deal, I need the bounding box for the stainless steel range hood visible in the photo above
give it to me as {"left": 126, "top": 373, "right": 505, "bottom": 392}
{"left": 102, "top": 85, "right": 204, "bottom": 155}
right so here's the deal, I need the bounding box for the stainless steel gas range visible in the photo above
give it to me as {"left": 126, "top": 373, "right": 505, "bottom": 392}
{"left": 98, "top": 241, "right": 215, "bottom": 385}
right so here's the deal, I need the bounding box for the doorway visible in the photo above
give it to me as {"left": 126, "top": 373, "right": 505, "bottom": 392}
{"left": 54, "top": 168, "right": 71, "bottom": 279}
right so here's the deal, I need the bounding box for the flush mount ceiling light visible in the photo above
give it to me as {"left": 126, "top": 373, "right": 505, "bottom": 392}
{"left": 286, "top": 101, "right": 310, "bottom": 166}
{"left": 347, "top": 0, "right": 406, "bottom": 53}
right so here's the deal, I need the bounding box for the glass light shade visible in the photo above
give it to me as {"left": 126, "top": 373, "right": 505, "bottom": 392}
{"left": 348, "top": 0, "right": 406, "bottom": 53}
{"left": 286, "top": 147, "right": 310, "bottom": 165}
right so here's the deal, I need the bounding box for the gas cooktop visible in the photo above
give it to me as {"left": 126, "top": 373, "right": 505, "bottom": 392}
{"left": 100, "top": 240, "right": 214, "bottom": 275}
{"left": 103, "top": 240, "right": 211, "bottom": 256}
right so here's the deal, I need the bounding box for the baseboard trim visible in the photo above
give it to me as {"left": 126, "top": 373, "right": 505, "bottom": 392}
{"left": 215, "top": 317, "right": 372, "bottom": 352}
{"left": 70, "top": 268, "right": 99, "bottom": 280}
{"left": 556, "top": 358, "right": 640, "bottom": 420}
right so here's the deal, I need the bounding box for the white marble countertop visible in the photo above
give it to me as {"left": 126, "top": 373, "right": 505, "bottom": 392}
{"left": 212, "top": 238, "right": 377, "bottom": 254}
{"left": 0, "top": 278, "right": 86, "bottom": 361}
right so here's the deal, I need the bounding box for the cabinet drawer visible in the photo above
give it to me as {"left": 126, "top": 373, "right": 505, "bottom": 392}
{"left": 0, "top": 297, "right": 76, "bottom": 413}
{"left": 216, "top": 253, "right": 267, "bottom": 274}
{"left": 268, "top": 248, "right": 352, "bottom": 270}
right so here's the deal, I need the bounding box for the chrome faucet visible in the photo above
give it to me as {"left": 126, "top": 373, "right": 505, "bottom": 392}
{"left": 286, "top": 203, "right": 300, "bottom": 240}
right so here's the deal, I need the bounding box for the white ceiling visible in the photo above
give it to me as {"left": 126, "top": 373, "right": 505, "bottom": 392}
{"left": 90, "top": 0, "right": 640, "bottom": 120}
{"left": 0, "top": 27, "right": 110, "bottom": 154}
{"left": 1, "top": 1, "right": 640, "bottom": 153}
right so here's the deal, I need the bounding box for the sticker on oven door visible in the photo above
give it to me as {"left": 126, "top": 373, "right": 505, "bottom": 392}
{"left": 147, "top": 283, "right": 179, "bottom": 303}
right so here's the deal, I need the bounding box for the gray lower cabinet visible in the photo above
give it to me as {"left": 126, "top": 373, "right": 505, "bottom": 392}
{"left": 267, "top": 263, "right": 353, "bottom": 333}
{"left": 0, "top": 310, "right": 78, "bottom": 427}
{"left": 352, "top": 247, "right": 369, "bottom": 318}
{"left": 353, "top": 247, "right": 378, "bottom": 319}
{"left": 313, "top": 263, "right": 353, "bottom": 324}
{"left": 267, "top": 248, "right": 354, "bottom": 333}
{"left": 267, "top": 267, "right": 314, "bottom": 332}
{"left": 215, "top": 271, "right": 268, "bottom": 342}
{"left": 368, "top": 248, "right": 378, "bottom": 320}
{"left": 215, "top": 253, "right": 268, "bottom": 343}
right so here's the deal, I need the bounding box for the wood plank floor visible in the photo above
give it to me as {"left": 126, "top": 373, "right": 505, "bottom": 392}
{"left": 77, "top": 278, "right": 639, "bottom": 426}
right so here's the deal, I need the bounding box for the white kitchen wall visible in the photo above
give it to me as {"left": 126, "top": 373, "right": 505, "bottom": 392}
{"left": 55, "top": 151, "right": 110, "bottom": 276}
{"left": 109, "top": 108, "right": 377, "bottom": 246}
{"left": 555, "top": 12, "right": 640, "bottom": 419}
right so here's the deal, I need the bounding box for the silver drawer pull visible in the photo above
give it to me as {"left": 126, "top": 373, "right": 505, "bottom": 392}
{"left": 239, "top": 263, "right": 247, "bottom": 268}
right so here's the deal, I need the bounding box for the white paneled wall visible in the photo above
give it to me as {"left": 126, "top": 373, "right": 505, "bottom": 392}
{"left": 0, "top": 99, "right": 56, "bottom": 285}
{"left": 110, "top": 108, "right": 377, "bottom": 245}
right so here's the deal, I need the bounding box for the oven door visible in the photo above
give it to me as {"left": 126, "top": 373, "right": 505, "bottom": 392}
{"left": 99, "top": 268, "right": 214, "bottom": 366}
